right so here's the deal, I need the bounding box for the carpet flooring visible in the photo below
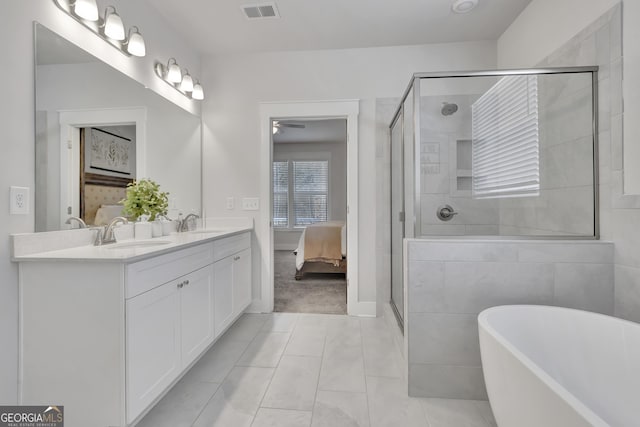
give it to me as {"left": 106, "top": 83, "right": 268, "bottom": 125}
{"left": 274, "top": 250, "right": 347, "bottom": 314}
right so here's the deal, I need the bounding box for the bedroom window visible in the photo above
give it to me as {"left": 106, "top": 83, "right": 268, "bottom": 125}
{"left": 273, "top": 161, "right": 289, "bottom": 227}
{"left": 272, "top": 160, "right": 329, "bottom": 228}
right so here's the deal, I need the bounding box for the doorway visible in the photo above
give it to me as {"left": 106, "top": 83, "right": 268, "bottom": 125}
{"left": 259, "top": 100, "right": 370, "bottom": 316}
{"left": 271, "top": 118, "right": 348, "bottom": 314}
{"left": 49, "top": 108, "right": 146, "bottom": 231}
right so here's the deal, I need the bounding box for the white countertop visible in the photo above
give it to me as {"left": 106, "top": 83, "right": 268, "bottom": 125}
{"left": 12, "top": 226, "right": 252, "bottom": 263}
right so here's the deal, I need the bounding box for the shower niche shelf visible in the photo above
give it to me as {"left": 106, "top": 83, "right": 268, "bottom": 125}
{"left": 453, "top": 139, "right": 472, "bottom": 195}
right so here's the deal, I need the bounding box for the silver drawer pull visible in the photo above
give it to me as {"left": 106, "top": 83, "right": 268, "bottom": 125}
{"left": 177, "top": 279, "right": 190, "bottom": 289}
{"left": 184, "top": 279, "right": 190, "bottom": 285}
{"left": 234, "top": 256, "right": 240, "bottom": 261}
{"left": 177, "top": 282, "right": 184, "bottom": 289}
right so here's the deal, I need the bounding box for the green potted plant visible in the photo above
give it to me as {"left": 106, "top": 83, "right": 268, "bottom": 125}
{"left": 121, "top": 178, "right": 169, "bottom": 221}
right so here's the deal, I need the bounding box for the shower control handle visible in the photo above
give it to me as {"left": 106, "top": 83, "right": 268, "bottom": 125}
{"left": 437, "top": 205, "right": 459, "bottom": 221}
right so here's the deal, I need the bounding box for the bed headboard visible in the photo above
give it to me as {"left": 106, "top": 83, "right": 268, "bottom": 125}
{"left": 81, "top": 173, "right": 132, "bottom": 225}
{"left": 83, "top": 185, "right": 127, "bottom": 225}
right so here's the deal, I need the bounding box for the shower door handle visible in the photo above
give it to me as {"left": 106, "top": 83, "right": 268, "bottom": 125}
{"left": 398, "top": 211, "right": 405, "bottom": 222}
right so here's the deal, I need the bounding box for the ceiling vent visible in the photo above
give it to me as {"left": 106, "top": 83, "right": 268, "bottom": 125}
{"left": 242, "top": 2, "right": 280, "bottom": 20}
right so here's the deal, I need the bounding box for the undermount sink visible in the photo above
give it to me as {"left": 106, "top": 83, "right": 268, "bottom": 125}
{"left": 106, "top": 240, "right": 172, "bottom": 250}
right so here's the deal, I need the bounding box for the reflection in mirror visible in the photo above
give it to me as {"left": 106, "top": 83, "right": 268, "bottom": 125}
{"left": 34, "top": 23, "right": 201, "bottom": 232}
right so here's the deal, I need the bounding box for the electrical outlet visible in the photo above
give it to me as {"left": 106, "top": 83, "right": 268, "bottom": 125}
{"left": 242, "top": 197, "right": 259, "bottom": 210}
{"left": 226, "top": 197, "right": 235, "bottom": 210}
{"left": 10, "top": 186, "right": 30, "bottom": 215}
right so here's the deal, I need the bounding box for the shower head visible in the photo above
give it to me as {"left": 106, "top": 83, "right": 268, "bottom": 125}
{"left": 441, "top": 102, "right": 459, "bottom": 116}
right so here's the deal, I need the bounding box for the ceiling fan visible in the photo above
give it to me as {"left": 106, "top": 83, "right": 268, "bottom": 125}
{"left": 272, "top": 120, "right": 306, "bottom": 134}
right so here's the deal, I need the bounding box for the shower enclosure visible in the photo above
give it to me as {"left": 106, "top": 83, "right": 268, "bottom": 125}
{"left": 390, "top": 67, "right": 599, "bottom": 328}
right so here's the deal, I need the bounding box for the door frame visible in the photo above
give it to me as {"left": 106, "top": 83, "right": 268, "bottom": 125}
{"left": 259, "top": 100, "right": 372, "bottom": 316}
{"left": 58, "top": 107, "right": 146, "bottom": 229}
{"left": 389, "top": 106, "right": 405, "bottom": 331}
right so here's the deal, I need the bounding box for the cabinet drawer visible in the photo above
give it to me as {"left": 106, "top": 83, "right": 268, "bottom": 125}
{"left": 126, "top": 243, "right": 214, "bottom": 298}
{"left": 213, "top": 232, "right": 250, "bottom": 261}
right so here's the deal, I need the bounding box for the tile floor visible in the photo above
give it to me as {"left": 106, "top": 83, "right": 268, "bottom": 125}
{"left": 137, "top": 307, "right": 497, "bottom": 427}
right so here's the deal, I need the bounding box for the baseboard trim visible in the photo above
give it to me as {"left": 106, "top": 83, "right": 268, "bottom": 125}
{"left": 274, "top": 244, "right": 297, "bottom": 251}
{"left": 348, "top": 301, "right": 376, "bottom": 317}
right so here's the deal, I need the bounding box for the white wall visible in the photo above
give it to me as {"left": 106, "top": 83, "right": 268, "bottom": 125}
{"left": 497, "top": 0, "right": 619, "bottom": 68}
{"left": 0, "top": 0, "right": 201, "bottom": 404}
{"left": 201, "top": 41, "right": 497, "bottom": 309}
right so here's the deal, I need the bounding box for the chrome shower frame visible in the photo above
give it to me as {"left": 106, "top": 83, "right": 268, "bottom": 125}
{"left": 389, "top": 66, "right": 600, "bottom": 241}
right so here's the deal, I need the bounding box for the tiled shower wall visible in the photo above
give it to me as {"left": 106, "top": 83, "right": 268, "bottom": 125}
{"left": 419, "top": 95, "right": 500, "bottom": 236}
{"left": 499, "top": 72, "right": 596, "bottom": 236}
{"left": 406, "top": 239, "right": 614, "bottom": 399}
{"left": 533, "top": 3, "right": 640, "bottom": 323}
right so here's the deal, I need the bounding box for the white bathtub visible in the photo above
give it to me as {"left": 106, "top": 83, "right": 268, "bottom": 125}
{"left": 478, "top": 305, "right": 640, "bottom": 427}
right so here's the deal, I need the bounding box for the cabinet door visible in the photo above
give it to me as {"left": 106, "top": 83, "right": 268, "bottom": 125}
{"left": 213, "top": 255, "right": 234, "bottom": 336}
{"left": 233, "top": 248, "right": 252, "bottom": 315}
{"left": 180, "top": 266, "right": 215, "bottom": 368}
{"left": 126, "top": 282, "right": 181, "bottom": 423}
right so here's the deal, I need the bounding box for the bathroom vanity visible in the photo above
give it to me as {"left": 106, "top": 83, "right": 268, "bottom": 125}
{"left": 13, "top": 227, "right": 252, "bottom": 427}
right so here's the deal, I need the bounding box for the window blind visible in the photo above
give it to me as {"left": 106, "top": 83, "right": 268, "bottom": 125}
{"left": 272, "top": 160, "right": 329, "bottom": 228}
{"left": 293, "top": 161, "right": 328, "bottom": 226}
{"left": 272, "top": 161, "right": 289, "bottom": 227}
{"left": 471, "top": 75, "right": 540, "bottom": 199}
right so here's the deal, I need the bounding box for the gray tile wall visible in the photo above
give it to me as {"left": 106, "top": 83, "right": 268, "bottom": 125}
{"left": 406, "top": 239, "right": 614, "bottom": 399}
{"left": 533, "top": 4, "right": 640, "bottom": 324}
{"left": 418, "top": 95, "right": 501, "bottom": 236}
{"left": 497, "top": 69, "right": 596, "bottom": 236}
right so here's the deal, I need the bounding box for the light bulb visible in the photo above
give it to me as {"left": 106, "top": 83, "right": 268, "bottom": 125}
{"left": 180, "top": 72, "right": 194, "bottom": 92}
{"left": 192, "top": 83, "right": 205, "bottom": 100}
{"left": 73, "top": 0, "right": 99, "bottom": 21}
{"left": 126, "top": 27, "right": 146, "bottom": 57}
{"left": 104, "top": 7, "right": 125, "bottom": 40}
{"left": 167, "top": 65, "right": 182, "bottom": 83}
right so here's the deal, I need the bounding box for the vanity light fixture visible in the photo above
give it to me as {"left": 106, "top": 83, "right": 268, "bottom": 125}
{"left": 52, "top": 0, "right": 146, "bottom": 57}
{"left": 179, "top": 70, "right": 194, "bottom": 92}
{"left": 124, "top": 27, "right": 146, "bottom": 57}
{"left": 155, "top": 59, "right": 205, "bottom": 101}
{"left": 161, "top": 58, "right": 182, "bottom": 83}
{"left": 71, "top": 0, "right": 98, "bottom": 21}
{"left": 102, "top": 6, "right": 125, "bottom": 41}
{"left": 192, "top": 81, "right": 205, "bottom": 100}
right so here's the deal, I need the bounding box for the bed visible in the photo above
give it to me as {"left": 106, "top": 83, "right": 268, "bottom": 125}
{"left": 294, "top": 220, "right": 347, "bottom": 280}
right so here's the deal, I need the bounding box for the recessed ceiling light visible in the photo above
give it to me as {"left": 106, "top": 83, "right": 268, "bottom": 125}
{"left": 451, "top": 0, "right": 479, "bottom": 14}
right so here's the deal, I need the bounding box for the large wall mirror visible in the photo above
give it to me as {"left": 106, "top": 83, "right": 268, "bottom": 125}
{"left": 34, "top": 22, "right": 201, "bottom": 231}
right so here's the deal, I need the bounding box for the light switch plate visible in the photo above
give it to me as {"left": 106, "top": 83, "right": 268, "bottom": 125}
{"left": 10, "top": 186, "right": 30, "bottom": 215}
{"left": 242, "top": 197, "right": 259, "bottom": 210}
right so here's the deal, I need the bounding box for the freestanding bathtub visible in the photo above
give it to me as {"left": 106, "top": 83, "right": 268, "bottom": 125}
{"left": 478, "top": 305, "right": 640, "bottom": 427}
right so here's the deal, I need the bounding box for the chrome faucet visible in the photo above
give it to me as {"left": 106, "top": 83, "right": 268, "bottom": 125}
{"left": 178, "top": 213, "right": 200, "bottom": 232}
{"left": 95, "top": 217, "right": 129, "bottom": 246}
{"left": 65, "top": 216, "right": 87, "bottom": 229}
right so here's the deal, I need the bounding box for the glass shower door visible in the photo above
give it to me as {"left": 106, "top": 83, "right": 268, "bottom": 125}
{"left": 390, "top": 108, "right": 405, "bottom": 330}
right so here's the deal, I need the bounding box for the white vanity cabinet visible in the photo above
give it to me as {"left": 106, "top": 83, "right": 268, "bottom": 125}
{"left": 126, "top": 264, "right": 215, "bottom": 422}
{"left": 212, "top": 233, "right": 252, "bottom": 335}
{"left": 18, "top": 230, "right": 252, "bottom": 427}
